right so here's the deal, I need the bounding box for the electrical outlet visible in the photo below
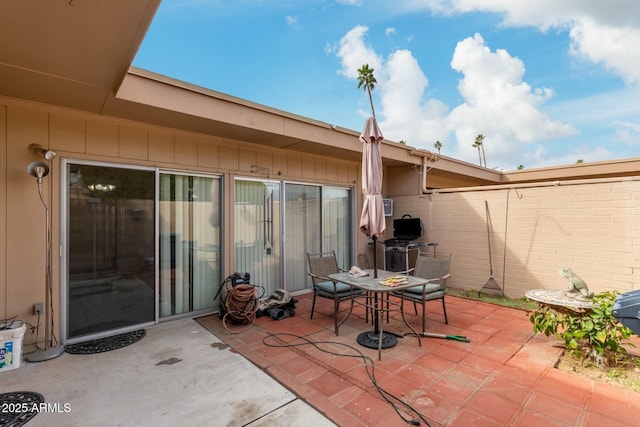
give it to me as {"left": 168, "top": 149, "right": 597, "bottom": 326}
{"left": 33, "top": 302, "right": 44, "bottom": 315}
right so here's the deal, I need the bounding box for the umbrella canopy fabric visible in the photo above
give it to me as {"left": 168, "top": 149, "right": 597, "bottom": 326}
{"left": 359, "top": 117, "right": 386, "bottom": 239}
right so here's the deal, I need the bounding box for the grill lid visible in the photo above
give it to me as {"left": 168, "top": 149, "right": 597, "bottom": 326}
{"left": 392, "top": 214, "right": 422, "bottom": 240}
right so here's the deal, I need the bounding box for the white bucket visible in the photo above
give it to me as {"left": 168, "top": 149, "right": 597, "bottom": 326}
{"left": 0, "top": 322, "right": 27, "bottom": 373}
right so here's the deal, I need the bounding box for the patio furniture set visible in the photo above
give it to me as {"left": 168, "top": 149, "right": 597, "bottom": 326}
{"left": 306, "top": 249, "right": 455, "bottom": 360}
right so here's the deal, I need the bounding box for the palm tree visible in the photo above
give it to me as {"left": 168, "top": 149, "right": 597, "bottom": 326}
{"left": 472, "top": 134, "right": 486, "bottom": 167}
{"left": 434, "top": 140, "right": 442, "bottom": 154}
{"left": 472, "top": 135, "right": 481, "bottom": 166}
{"left": 357, "top": 64, "right": 377, "bottom": 118}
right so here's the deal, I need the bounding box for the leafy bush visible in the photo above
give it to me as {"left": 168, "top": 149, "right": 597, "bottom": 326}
{"left": 529, "top": 291, "right": 635, "bottom": 366}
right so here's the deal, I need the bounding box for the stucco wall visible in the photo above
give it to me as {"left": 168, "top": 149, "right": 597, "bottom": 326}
{"left": 392, "top": 179, "right": 640, "bottom": 298}
{"left": 0, "top": 98, "right": 359, "bottom": 346}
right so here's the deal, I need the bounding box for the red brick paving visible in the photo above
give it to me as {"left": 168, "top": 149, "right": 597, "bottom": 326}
{"left": 197, "top": 294, "right": 640, "bottom": 426}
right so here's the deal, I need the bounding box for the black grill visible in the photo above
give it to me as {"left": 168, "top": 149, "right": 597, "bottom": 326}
{"left": 383, "top": 238, "right": 414, "bottom": 247}
{"left": 383, "top": 214, "right": 427, "bottom": 271}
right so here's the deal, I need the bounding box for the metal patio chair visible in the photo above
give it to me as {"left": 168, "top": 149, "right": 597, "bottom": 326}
{"left": 357, "top": 253, "right": 370, "bottom": 269}
{"left": 392, "top": 252, "right": 451, "bottom": 334}
{"left": 307, "top": 251, "right": 364, "bottom": 335}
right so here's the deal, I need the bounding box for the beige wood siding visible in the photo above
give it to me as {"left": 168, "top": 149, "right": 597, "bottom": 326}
{"left": 0, "top": 97, "right": 357, "bottom": 349}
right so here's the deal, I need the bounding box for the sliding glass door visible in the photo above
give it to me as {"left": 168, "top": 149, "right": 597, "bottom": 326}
{"left": 285, "top": 184, "right": 352, "bottom": 293}
{"left": 66, "top": 164, "right": 155, "bottom": 339}
{"left": 159, "top": 173, "right": 222, "bottom": 318}
{"left": 233, "top": 179, "right": 352, "bottom": 295}
{"left": 65, "top": 162, "right": 222, "bottom": 341}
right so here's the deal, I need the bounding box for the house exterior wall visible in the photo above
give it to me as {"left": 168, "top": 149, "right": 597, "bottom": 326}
{"left": 0, "top": 97, "right": 359, "bottom": 348}
{"left": 391, "top": 178, "right": 640, "bottom": 298}
{"left": 3, "top": 93, "right": 639, "bottom": 349}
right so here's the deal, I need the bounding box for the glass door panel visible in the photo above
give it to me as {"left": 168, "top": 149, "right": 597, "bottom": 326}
{"left": 322, "top": 187, "right": 352, "bottom": 269}
{"left": 67, "top": 164, "right": 155, "bottom": 339}
{"left": 234, "top": 180, "right": 281, "bottom": 297}
{"left": 285, "top": 183, "right": 321, "bottom": 293}
{"left": 159, "top": 173, "right": 221, "bottom": 318}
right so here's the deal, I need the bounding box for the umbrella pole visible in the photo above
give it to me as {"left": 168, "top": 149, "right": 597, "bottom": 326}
{"left": 372, "top": 236, "right": 379, "bottom": 333}
{"left": 372, "top": 236, "right": 378, "bottom": 278}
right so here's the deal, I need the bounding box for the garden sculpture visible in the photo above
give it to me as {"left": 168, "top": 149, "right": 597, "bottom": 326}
{"left": 559, "top": 268, "right": 594, "bottom": 301}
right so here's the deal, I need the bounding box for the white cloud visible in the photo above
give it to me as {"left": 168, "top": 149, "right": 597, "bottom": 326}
{"left": 431, "top": 1, "right": 638, "bottom": 29}
{"left": 337, "top": 26, "right": 449, "bottom": 142}
{"left": 534, "top": 145, "right": 615, "bottom": 168}
{"left": 569, "top": 18, "right": 640, "bottom": 85}
{"left": 335, "top": 26, "right": 575, "bottom": 169}
{"left": 379, "top": 50, "right": 449, "bottom": 147}
{"left": 544, "top": 87, "right": 640, "bottom": 126}
{"left": 447, "top": 33, "right": 575, "bottom": 166}
{"left": 427, "top": 1, "right": 640, "bottom": 85}
{"left": 615, "top": 121, "right": 640, "bottom": 146}
{"left": 385, "top": 27, "right": 397, "bottom": 36}
{"left": 285, "top": 15, "right": 301, "bottom": 29}
{"left": 336, "top": 0, "right": 363, "bottom": 6}
{"left": 336, "top": 26, "right": 382, "bottom": 80}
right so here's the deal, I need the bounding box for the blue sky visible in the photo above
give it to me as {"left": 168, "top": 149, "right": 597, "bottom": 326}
{"left": 133, "top": 1, "right": 640, "bottom": 170}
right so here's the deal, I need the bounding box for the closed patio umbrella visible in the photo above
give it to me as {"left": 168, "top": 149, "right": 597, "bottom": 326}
{"left": 359, "top": 117, "right": 386, "bottom": 278}
{"left": 357, "top": 117, "right": 397, "bottom": 351}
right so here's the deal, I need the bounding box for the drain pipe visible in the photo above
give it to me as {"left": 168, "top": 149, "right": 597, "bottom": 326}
{"left": 417, "top": 151, "right": 438, "bottom": 195}
{"left": 416, "top": 155, "right": 638, "bottom": 295}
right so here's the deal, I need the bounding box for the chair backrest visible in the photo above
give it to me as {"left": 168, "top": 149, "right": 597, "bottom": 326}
{"left": 357, "top": 253, "right": 370, "bottom": 269}
{"left": 307, "top": 251, "right": 340, "bottom": 284}
{"left": 413, "top": 253, "right": 451, "bottom": 288}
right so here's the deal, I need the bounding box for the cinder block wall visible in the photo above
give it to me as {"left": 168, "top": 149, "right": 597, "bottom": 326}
{"left": 392, "top": 178, "right": 640, "bottom": 298}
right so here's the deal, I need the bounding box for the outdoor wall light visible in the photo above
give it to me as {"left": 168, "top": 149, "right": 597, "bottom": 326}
{"left": 27, "top": 161, "right": 50, "bottom": 184}
{"left": 29, "top": 143, "right": 57, "bottom": 160}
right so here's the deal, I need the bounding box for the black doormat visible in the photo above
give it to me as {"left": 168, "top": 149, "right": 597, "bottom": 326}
{"left": 64, "top": 329, "right": 146, "bottom": 355}
{"left": 0, "top": 391, "right": 44, "bottom": 427}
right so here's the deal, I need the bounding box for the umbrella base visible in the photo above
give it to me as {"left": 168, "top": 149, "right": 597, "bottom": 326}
{"left": 356, "top": 331, "right": 397, "bottom": 349}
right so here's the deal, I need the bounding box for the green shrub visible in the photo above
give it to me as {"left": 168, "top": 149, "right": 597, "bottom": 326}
{"left": 529, "top": 291, "right": 635, "bottom": 367}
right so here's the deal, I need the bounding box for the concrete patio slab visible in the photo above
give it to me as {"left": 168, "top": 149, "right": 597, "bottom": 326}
{"left": 0, "top": 319, "right": 335, "bottom": 426}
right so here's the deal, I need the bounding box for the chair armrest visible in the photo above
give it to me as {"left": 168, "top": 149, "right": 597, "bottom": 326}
{"left": 396, "top": 268, "right": 415, "bottom": 275}
{"left": 307, "top": 272, "right": 332, "bottom": 282}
